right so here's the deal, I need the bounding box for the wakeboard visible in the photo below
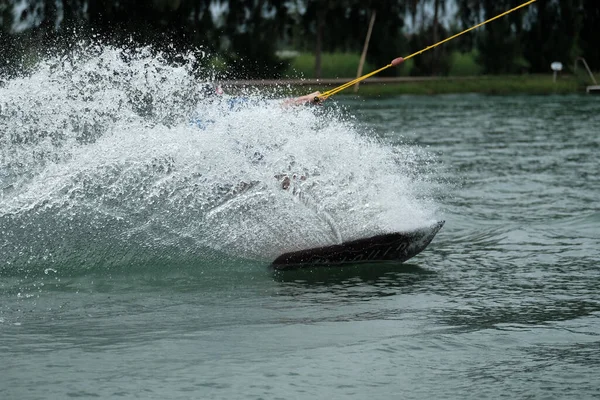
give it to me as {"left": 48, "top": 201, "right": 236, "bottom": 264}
{"left": 271, "top": 221, "right": 444, "bottom": 270}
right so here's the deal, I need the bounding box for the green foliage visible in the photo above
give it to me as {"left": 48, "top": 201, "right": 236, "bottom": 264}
{"left": 457, "top": 0, "right": 594, "bottom": 74}
{"left": 283, "top": 53, "right": 415, "bottom": 78}
{"left": 2, "top": 0, "right": 599, "bottom": 79}
{"left": 408, "top": 23, "right": 453, "bottom": 76}
{"left": 397, "top": 58, "right": 415, "bottom": 77}
{"left": 284, "top": 52, "right": 374, "bottom": 79}
{"left": 295, "top": 0, "right": 407, "bottom": 77}
{"left": 448, "top": 51, "right": 483, "bottom": 76}
{"left": 523, "top": 0, "right": 581, "bottom": 73}
{"left": 477, "top": 7, "right": 525, "bottom": 74}
{"left": 208, "top": 56, "right": 228, "bottom": 75}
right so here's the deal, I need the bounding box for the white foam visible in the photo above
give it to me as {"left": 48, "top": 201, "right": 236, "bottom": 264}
{"left": 0, "top": 44, "right": 439, "bottom": 264}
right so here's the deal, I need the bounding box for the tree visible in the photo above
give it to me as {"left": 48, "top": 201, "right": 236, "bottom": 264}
{"left": 523, "top": 0, "right": 581, "bottom": 73}
{"left": 219, "top": 0, "right": 290, "bottom": 78}
{"left": 458, "top": 0, "right": 591, "bottom": 74}
{"left": 301, "top": 0, "right": 407, "bottom": 77}
{"left": 579, "top": 0, "right": 600, "bottom": 69}
{"left": 409, "top": 0, "right": 452, "bottom": 75}
{"left": 367, "top": 0, "right": 407, "bottom": 72}
{"left": 477, "top": 0, "right": 527, "bottom": 74}
{"left": 431, "top": 0, "right": 446, "bottom": 74}
{"left": 406, "top": 0, "right": 420, "bottom": 32}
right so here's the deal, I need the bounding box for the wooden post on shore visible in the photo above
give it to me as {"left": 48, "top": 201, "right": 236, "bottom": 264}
{"left": 354, "top": 10, "right": 376, "bottom": 93}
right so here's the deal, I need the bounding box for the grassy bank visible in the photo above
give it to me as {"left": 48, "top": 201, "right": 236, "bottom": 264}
{"left": 269, "top": 75, "right": 590, "bottom": 96}
{"left": 351, "top": 75, "right": 585, "bottom": 95}
{"left": 279, "top": 51, "right": 595, "bottom": 95}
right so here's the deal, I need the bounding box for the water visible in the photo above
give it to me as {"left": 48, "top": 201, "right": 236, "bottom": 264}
{"left": 1, "top": 47, "right": 599, "bottom": 399}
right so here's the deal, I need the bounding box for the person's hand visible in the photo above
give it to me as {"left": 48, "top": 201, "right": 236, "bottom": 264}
{"left": 282, "top": 91, "right": 323, "bottom": 107}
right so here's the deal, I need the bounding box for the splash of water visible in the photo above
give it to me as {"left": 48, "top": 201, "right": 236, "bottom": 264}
{"left": 0, "top": 44, "right": 440, "bottom": 274}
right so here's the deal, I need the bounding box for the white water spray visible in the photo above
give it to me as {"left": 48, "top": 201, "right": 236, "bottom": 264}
{"left": 0, "top": 44, "right": 439, "bottom": 271}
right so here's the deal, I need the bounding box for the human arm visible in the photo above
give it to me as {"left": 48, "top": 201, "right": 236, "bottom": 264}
{"left": 282, "top": 91, "right": 323, "bottom": 107}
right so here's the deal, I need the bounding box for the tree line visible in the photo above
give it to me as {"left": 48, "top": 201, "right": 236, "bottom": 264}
{"left": 1, "top": 0, "right": 599, "bottom": 78}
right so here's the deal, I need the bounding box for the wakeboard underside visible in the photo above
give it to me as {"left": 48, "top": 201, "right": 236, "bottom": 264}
{"left": 271, "top": 221, "right": 444, "bottom": 270}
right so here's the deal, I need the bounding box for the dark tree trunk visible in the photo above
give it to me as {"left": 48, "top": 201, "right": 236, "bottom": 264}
{"left": 432, "top": 0, "right": 440, "bottom": 75}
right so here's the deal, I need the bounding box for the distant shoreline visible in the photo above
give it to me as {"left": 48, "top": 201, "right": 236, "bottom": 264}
{"left": 221, "top": 74, "right": 593, "bottom": 95}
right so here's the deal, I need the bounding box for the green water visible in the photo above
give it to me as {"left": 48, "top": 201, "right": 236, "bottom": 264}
{"left": 2, "top": 94, "right": 599, "bottom": 399}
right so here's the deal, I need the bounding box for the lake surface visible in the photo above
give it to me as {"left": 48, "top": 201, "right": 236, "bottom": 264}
{"left": 1, "top": 56, "right": 599, "bottom": 400}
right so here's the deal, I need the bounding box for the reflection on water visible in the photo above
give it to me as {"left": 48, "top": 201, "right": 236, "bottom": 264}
{"left": 271, "top": 262, "right": 435, "bottom": 305}
{"left": 273, "top": 261, "right": 433, "bottom": 287}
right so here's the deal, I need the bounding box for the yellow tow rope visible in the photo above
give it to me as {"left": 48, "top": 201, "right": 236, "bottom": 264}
{"left": 316, "top": 0, "right": 537, "bottom": 102}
